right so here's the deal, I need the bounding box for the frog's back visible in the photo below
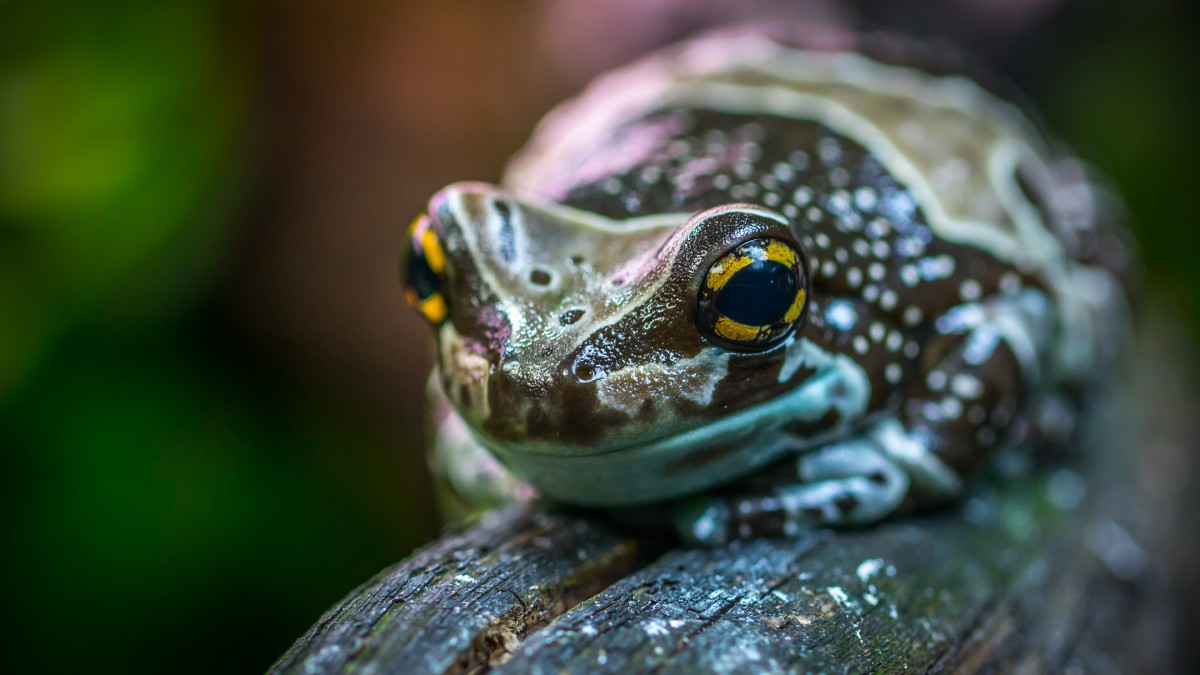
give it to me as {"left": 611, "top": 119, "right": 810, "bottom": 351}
{"left": 504, "top": 24, "right": 1134, "bottom": 384}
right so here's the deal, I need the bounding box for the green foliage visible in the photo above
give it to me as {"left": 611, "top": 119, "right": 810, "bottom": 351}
{"left": 4, "top": 336, "right": 423, "bottom": 673}
{"left": 0, "top": 0, "right": 249, "bottom": 398}
{"left": 1037, "top": 3, "right": 1200, "bottom": 327}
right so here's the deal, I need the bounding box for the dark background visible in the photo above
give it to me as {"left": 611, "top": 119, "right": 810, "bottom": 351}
{"left": 2, "top": 0, "right": 1196, "bottom": 672}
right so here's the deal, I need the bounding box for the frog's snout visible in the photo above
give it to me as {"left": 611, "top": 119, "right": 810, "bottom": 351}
{"left": 495, "top": 355, "right": 551, "bottom": 400}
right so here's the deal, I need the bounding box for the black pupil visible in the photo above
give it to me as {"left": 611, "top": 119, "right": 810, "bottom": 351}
{"left": 715, "top": 259, "right": 797, "bottom": 326}
{"left": 405, "top": 241, "right": 440, "bottom": 300}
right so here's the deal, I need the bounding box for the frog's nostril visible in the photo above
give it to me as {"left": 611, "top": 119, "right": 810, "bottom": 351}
{"left": 560, "top": 309, "right": 585, "bottom": 326}
{"left": 572, "top": 361, "right": 602, "bottom": 383}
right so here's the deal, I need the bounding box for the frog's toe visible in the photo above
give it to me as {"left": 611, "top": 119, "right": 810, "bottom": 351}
{"left": 791, "top": 438, "right": 912, "bottom": 524}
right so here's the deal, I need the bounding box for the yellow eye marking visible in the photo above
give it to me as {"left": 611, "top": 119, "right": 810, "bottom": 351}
{"left": 409, "top": 213, "right": 445, "bottom": 275}
{"left": 705, "top": 254, "right": 755, "bottom": 292}
{"left": 421, "top": 228, "right": 445, "bottom": 274}
{"left": 419, "top": 293, "right": 448, "bottom": 324}
{"left": 764, "top": 239, "right": 798, "bottom": 267}
{"left": 783, "top": 288, "right": 807, "bottom": 324}
{"left": 407, "top": 288, "right": 448, "bottom": 324}
{"left": 714, "top": 315, "right": 765, "bottom": 343}
{"left": 706, "top": 239, "right": 798, "bottom": 293}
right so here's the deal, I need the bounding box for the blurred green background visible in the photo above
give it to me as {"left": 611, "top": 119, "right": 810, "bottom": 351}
{"left": 2, "top": 0, "right": 1196, "bottom": 672}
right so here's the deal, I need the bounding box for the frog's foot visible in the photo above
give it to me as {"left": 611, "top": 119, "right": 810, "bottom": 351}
{"left": 673, "top": 439, "right": 911, "bottom": 546}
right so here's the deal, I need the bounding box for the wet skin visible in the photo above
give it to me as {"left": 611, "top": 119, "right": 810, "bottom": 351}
{"left": 404, "top": 27, "right": 1134, "bottom": 545}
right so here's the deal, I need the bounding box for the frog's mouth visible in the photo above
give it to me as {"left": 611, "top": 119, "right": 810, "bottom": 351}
{"left": 461, "top": 344, "right": 871, "bottom": 507}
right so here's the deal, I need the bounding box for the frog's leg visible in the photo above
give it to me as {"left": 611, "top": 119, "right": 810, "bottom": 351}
{"left": 891, "top": 291, "right": 1055, "bottom": 485}
{"left": 675, "top": 292, "right": 1055, "bottom": 546}
{"left": 673, "top": 438, "right": 913, "bottom": 546}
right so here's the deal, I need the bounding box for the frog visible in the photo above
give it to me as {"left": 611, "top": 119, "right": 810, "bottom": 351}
{"left": 402, "top": 25, "right": 1134, "bottom": 546}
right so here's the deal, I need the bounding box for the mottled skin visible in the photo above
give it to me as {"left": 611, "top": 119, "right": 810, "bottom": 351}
{"left": 404, "top": 27, "right": 1134, "bottom": 545}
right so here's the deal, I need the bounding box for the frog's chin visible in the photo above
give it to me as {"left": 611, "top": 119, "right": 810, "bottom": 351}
{"left": 486, "top": 427, "right": 808, "bottom": 507}
{"left": 473, "top": 378, "right": 864, "bottom": 507}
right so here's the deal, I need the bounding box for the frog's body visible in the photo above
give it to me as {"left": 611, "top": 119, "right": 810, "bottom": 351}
{"left": 405, "top": 27, "right": 1133, "bottom": 545}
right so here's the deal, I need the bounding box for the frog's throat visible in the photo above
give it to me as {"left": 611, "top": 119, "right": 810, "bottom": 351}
{"left": 460, "top": 339, "right": 873, "bottom": 507}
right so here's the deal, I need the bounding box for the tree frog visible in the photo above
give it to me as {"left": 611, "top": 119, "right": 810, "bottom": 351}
{"left": 402, "top": 26, "right": 1134, "bottom": 545}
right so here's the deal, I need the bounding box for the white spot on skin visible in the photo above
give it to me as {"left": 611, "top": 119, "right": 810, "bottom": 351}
{"left": 825, "top": 300, "right": 858, "bottom": 331}
{"left": 880, "top": 289, "right": 898, "bottom": 311}
{"left": 960, "top": 279, "right": 983, "bottom": 301}
{"left": 917, "top": 255, "right": 956, "bottom": 281}
{"left": 854, "top": 187, "right": 878, "bottom": 211}
{"left": 942, "top": 396, "right": 963, "bottom": 419}
{"left": 885, "top": 331, "right": 903, "bottom": 351}
{"left": 885, "top": 363, "right": 903, "bottom": 384}
{"left": 853, "top": 335, "right": 870, "bottom": 354}
{"left": 866, "top": 219, "right": 890, "bottom": 239}
{"left": 951, "top": 373, "right": 984, "bottom": 400}
{"left": 926, "top": 370, "right": 947, "bottom": 390}
{"left": 818, "top": 137, "right": 842, "bottom": 164}
{"left": 847, "top": 268, "right": 863, "bottom": 287}
{"left": 903, "top": 306, "right": 923, "bottom": 326}
{"left": 1000, "top": 271, "right": 1022, "bottom": 293}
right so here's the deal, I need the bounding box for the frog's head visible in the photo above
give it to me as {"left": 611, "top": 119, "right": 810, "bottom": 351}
{"left": 404, "top": 182, "right": 814, "bottom": 496}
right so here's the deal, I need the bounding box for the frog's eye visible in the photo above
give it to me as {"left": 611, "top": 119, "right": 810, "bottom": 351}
{"left": 403, "top": 213, "right": 449, "bottom": 325}
{"left": 697, "top": 237, "right": 808, "bottom": 350}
